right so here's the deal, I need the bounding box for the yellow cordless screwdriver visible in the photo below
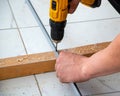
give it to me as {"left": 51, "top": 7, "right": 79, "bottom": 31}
{"left": 49, "top": 0, "right": 101, "bottom": 51}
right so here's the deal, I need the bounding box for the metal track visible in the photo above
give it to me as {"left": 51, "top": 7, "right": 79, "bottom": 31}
{"left": 26, "top": 0, "right": 58, "bottom": 57}
{"left": 26, "top": 0, "right": 82, "bottom": 95}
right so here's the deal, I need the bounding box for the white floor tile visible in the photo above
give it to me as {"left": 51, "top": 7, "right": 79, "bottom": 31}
{"left": 96, "top": 73, "right": 120, "bottom": 92}
{"left": 93, "top": 92, "right": 120, "bottom": 96}
{"left": 31, "top": 0, "right": 119, "bottom": 26}
{"left": 77, "top": 79, "right": 114, "bottom": 96}
{"left": 0, "top": 0, "right": 16, "bottom": 29}
{"left": 30, "top": 0, "right": 49, "bottom": 26}
{"left": 8, "top": 0, "right": 38, "bottom": 28}
{"left": 0, "top": 29, "right": 26, "bottom": 58}
{"left": 36, "top": 72, "right": 80, "bottom": 96}
{"left": 20, "top": 27, "right": 52, "bottom": 54}
{"left": 45, "top": 18, "right": 120, "bottom": 50}
{"left": 0, "top": 76, "right": 41, "bottom": 96}
{"left": 77, "top": 73, "right": 120, "bottom": 96}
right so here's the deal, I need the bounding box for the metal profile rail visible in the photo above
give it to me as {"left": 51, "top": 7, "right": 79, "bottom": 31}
{"left": 26, "top": 0, "right": 58, "bottom": 57}
{"left": 26, "top": 0, "right": 82, "bottom": 95}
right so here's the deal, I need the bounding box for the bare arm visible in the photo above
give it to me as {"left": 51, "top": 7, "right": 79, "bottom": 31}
{"left": 55, "top": 34, "right": 120, "bottom": 82}
{"left": 85, "top": 34, "right": 120, "bottom": 78}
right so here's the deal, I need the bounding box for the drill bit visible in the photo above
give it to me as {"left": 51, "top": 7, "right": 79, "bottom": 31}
{"left": 55, "top": 43, "right": 58, "bottom": 52}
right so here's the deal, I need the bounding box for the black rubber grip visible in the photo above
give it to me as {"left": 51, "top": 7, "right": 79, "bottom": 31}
{"left": 91, "top": 0, "right": 102, "bottom": 8}
{"left": 49, "top": 19, "right": 66, "bottom": 41}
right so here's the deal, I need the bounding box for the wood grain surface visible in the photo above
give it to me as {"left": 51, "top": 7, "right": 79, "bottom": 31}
{"left": 0, "top": 42, "right": 110, "bottom": 80}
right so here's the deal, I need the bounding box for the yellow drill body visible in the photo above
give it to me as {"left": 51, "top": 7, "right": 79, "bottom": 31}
{"left": 81, "top": 0, "right": 97, "bottom": 6}
{"left": 49, "top": 0, "right": 68, "bottom": 22}
{"left": 49, "top": 0, "right": 100, "bottom": 22}
{"left": 49, "top": 0, "right": 101, "bottom": 44}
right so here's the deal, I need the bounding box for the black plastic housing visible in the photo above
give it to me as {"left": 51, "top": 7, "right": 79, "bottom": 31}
{"left": 91, "top": 0, "right": 101, "bottom": 8}
{"left": 49, "top": 19, "right": 66, "bottom": 42}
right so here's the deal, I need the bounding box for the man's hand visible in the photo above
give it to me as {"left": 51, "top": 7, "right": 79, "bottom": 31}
{"left": 55, "top": 51, "right": 90, "bottom": 82}
{"left": 69, "top": 0, "right": 80, "bottom": 13}
{"left": 56, "top": 34, "right": 120, "bottom": 83}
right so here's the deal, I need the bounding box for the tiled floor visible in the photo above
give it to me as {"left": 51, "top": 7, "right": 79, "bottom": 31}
{"left": 77, "top": 73, "right": 120, "bottom": 95}
{"left": 0, "top": 29, "right": 26, "bottom": 58}
{"left": 8, "top": 0, "right": 38, "bottom": 28}
{"left": 20, "top": 27, "right": 52, "bottom": 54}
{"left": 0, "top": 76, "right": 41, "bottom": 96}
{"left": 36, "top": 72, "right": 80, "bottom": 96}
{"left": 0, "top": 0, "right": 120, "bottom": 96}
{"left": 0, "top": 0, "right": 16, "bottom": 29}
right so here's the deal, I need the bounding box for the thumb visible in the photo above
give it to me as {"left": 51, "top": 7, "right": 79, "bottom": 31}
{"left": 68, "top": 0, "right": 80, "bottom": 14}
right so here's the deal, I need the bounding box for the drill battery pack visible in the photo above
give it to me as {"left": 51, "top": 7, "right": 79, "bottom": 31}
{"left": 81, "top": 0, "right": 101, "bottom": 8}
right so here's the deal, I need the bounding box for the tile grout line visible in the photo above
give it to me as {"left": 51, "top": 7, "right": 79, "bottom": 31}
{"left": 0, "top": 17, "right": 119, "bottom": 31}
{"left": 34, "top": 75, "right": 43, "bottom": 96}
{"left": 7, "top": 1, "right": 43, "bottom": 95}
{"left": 20, "top": 16, "right": 120, "bottom": 27}
{"left": 7, "top": 0, "right": 28, "bottom": 54}
{"left": 0, "top": 26, "right": 39, "bottom": 31}
{"left": 85, "top": 91, "right": 120, "bottom": 96}
{"left": 0, "top": 28, "right": 18, "bottom": 31}
{"left": 67, "top": 17, "right": 120, "bottom": 25}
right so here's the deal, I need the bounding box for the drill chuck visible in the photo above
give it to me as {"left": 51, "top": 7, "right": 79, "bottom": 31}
{"left": 49, "top": 19, "right": 66, "bottom": 43}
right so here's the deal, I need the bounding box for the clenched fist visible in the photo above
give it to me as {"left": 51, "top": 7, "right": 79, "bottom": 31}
{"left": 55, "top": 51, "right": 90, "bottom": 82}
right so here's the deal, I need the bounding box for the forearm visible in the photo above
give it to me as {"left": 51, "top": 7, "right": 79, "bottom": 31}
{"left": 84, "top": 34, "right": 120, "bottom": 79}
{"left": 55, "top": 34, "right": 120, "bottom": 83}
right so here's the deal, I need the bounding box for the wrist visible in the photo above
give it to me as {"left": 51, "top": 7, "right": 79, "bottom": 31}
{"left": 80, "top": 63, "right": 92, "bottom": 81}
{"left": 81, "top": 49, "right": 110, "bottom": 79}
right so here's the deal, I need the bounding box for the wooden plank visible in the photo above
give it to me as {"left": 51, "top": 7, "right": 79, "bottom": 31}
{"left": 0, "top": 42, "right": 110, "bottom": 80}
